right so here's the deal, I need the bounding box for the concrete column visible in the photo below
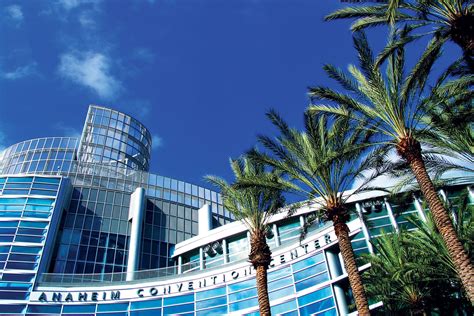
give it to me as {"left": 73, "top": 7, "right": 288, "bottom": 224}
{"left": 413, "top": 195, "right": 427, "bottom": 222}
{"left": 198, "top": 204, "right": 212, "bottom": 235}
{"left": 333, "top": 284, "right": 349, "bottom": 316}
{"left": 355, "top": 203, "right": 374, "bottom": 254}
{"left": 385, "top": 199, "right": 399, "bottom": 232}
{"left": 326, "top": 250, "right": 343, "bottom": 278}
{"left": 273, "top": 223, "right": 280, "bottom": 247}
{"left": 177, "top": 256, "right": 182, "bottom": 274}
{"left": 126, "top": 187, "right": 146, "bottom": 281}
{"left": 222, "top": 239, "right": 229, "bottom": 264}
{"left": 199, "top": 247, "right": 204, "bottom": 270}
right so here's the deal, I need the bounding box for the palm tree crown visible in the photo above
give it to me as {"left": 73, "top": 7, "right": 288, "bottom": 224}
{"left": 206, "top": 157, "right": 285, "bottom": 316}
{"left": 326, "top": 0, "right": 474, "bottom": 60}
{"left": 248, "top": 110, "right": 376, "bottom": 315}
{"left": 308, "top": 31, "right": 474, "bottom": 303}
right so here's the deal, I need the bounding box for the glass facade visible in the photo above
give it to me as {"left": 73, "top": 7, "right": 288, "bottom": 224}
{"left": 0, "top": 106, "right": 231, "bottom": 275}
{"left": 0, "top": 104, "right": 471, "bottom": 315}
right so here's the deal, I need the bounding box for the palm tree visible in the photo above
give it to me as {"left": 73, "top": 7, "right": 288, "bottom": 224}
{"left": 308, "top": 31, "right": 474, "bottom": 302}
{"left": 363, "top": 190, "right": 474, "bottom": 314}
{"left": 206, "top": 157, "right": 285, "bottom": 316}
{"left": 326, "top": 0, "right": 474, "bottom": 69}
{"left": 247, "top": 111, "right": 377, "bottom": 315}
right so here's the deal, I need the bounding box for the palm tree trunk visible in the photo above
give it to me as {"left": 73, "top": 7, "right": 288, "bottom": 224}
{"left": 256, "top": 264, "right": 271, "bottom": 316}
{"left": 334, "top": 221, "right": 371, "bottom": 315}
{"left": 408, "top": 154, "right": 474, "bottom": 303}
{"left": 249, "top": 230, "right": 272, "bottom": 316}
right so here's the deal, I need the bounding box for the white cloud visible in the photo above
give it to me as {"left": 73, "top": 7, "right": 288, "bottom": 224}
{"left": 4, "top": 5, "right": 23, "bottom": 26}
{"left": 58, "top": 51, "right": 121, "bottom": 99}
{"left": 1, "top": 62, "right": 38, "bottom": 80}
{"left": 152, "top": 135, "right": 163, "bottom": 149}
{"left": 54, "top": 122, "right": 82, "bottom": 138}
{"left": 132, "top": 48, "right": 155, "bottom": 63}
{"left": 0, "top": 130, "right": 6, "bottom": 152}
{"left": 56, "top": 0, "right": 98, "bottom": 11}
{"left": 78, "top": 10, "right": 96, "bottom": 28}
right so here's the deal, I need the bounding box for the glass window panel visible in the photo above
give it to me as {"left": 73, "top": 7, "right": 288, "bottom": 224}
{"left": 294, "top": 262, "right": 327, "bottom": 281}
{"left": 196, "top": 286, "right": 226, "bottom": 300}
{"left": 299, "top": 297, "right": 335, "bottom": 316}
{"left": 196, "top": 305, "right": 228, "bottom": 316}
{"left": 229, "top": 297, "right": 258, "bottom": 312}
{"left": 292, "top": 252, "right": 325, "bottom": 272}
{"left": 96, "top": 303, "right": 129, "bottom": 312}
{"left": 196, "top": 295, "right": 226, "bottom": 310}
{"left": 130, "top": 299, "right": 162, "bottom": 310}
{"left": 163, "top": 303, "right": 194, "bottom": 315}
{"left": 295, "top": 272, "right": 329, "bottom": 292}
{"left": 228, "top": 287, "right": 257, "bottom": 302}
{"left": 228, "top": 278, "right": 256, "bottom": 292}
{"left": 297, "top": 286, "right": 332, "bottom": 306}
{"left": 130, "top": 309, "right": 162, "bottom": 316}
{"left": 271, "top": 299, "right": 297, "bottom": 314}
{"left": 27, "top": 305, "right": 62, "bottom": 313}
{"left": 164, "top": 294, "right": 194, "bottom": 306}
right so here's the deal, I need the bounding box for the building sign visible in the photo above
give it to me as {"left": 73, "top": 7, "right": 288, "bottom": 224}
{"left": 33, "top": 230, "right": 338, "bottom": 303}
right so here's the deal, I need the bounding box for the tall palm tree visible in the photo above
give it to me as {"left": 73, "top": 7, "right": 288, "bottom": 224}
{"left": 247, "top": 111, "right": 377, "bottom": 315}
{"left": 206, "top": 158, "right": 285, "bottom": 316}
{"left": 326, "top": 0, "right": 474, "bottom": 69}
{"left": 308, "top": 31, "right": 474, "bottom": 302}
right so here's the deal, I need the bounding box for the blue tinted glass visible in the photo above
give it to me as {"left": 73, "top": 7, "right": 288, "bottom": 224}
{"left": 0, "top": 246, "right": 10, "bottom": 253}
{"left": 196, "top": 305, "right": 228, "bottom": 316}
{"left": 163, "top": 303, "right": 194, "bottom": 315}
{"left": 97, "top": 303, "right": 129, "bottom": 312}
{"left": 0, "top": 227, "right": 16, "bottom": 234}
{"left": 3, "top": 189, "right": 29, "bottom": 195}
{"left": 0, "top": 236, "right": 14, "bottom": 242}
{"left": 11, "top": 246, "right": 42, "bottom": 254}
{"left": 228, "top": 278, "right": 256, "bottom": 292}
{"left": 316, "top": 307, "right": 337, "bottom": 316}
{"left": 295, "top": 272, "right": 329, "bottom": 292}
{"left": 294, "top": 262, "right": 327, "bottom": 281}
{"left": 269, "top": 276, "right": 293, "bottom": 290}
{"left": 130, "top": 309, "right": 161, "bottom": 316}
{"left": 299, "top": 297, "right": 335, "bottom": 316}
{"left": 0, "top": 198, "right": 26, "bottom": 204}
{"left": 0, "top": 291, "right": 28, "bottom": 299}
{"left": 131, "top": 299, "right": 162, "bottom": 310}
{"left": 62, "top": 304, "right": 96, "bottom": 312}
{"left": 196, "top": 295, "right": 226, "bottom": 310}
{"left": 0, "top": 304, "right": 26, "bottom": 312}
{"left": 298, "top": 286, "right": 332, "bottom": 306}
{"left": 229, "top": 297, "right": 258, "bottom": 312}
{"left": 34, "top": 177, "right": 60, "bottom": 184}
{"left": 27, "top": 305, "right": 62, "bottom": 313}
{"left": 268, "top": 266, "right": 291, "bottom": 282}
{"left": 228, "top": 287, "right": 257, "bottom": 302}
{"left": 269, "top": 286, "right": 294, "bottom": 301}
{"left": 27, "top": 198, "right": 54, "bottom": 205}
{"left": 30, "top": 189, "right": 56, "bottom": 196}
{"left": 0, "top": 282, "right": 31, "bottom": 290}
{"left": 23, "top": 211, "right": 50, "bottom": 218}
{"left": 25, "top": 205, "right": 52, "bottom": 211}
{"left": 282, "top": 311, "right": 299, "bottom": 316}
{"left": 9, "top": 254, "right": 39, "bottom": 262}
{"left": 164, "top": 294, "right": 193, "bottom": 306}
{"left": 20, "top": 221, "right": 48, "bottom": 228}
{"left": 2, "top": 273, "right": 35, "bottom": 282}
{"left": 15, "top": 235, "right": 44, "bottom": 243}
{"left": 271, "top": 299, "right": 297, "bottom": 314}
{"left": 0, "top": 221, "right": 19, "bottom": 227}
{"left": 196, "top": 286, "right": 226, "bottom": 300}
{"left": 96, "top": 313, "right": 127, "bottom": 316}
{"left": 8, "top": 177, "right": 33, "bottom": 183}
{"left": 6, "top": 261, "right": 36, "bottom": 270}
{"left": 292, "top": 252, "right": 325, "bottom": 271}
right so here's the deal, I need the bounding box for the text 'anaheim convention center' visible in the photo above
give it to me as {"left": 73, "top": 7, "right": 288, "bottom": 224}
{"left": 0, "top": 105, "right": 471, "bottom": 315}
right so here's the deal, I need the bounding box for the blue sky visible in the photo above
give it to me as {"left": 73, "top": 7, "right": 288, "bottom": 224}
{"left": 0, "top": 0, "right": 460, "bottom": 188}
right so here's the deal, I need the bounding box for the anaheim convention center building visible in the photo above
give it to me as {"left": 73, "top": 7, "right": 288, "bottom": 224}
{"left": 0, "top": 105, "right": 471, "bottom": 315}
